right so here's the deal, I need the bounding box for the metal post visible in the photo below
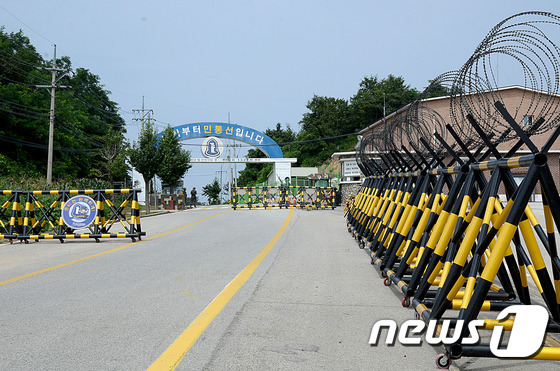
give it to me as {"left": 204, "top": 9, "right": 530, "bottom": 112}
{"left": 34, "top": 45, "right": 69, "bottom": 184}
{"left": 46, "top": 45, "right": 57, "bottom": 184}
{"left": 228, "top": 113, "right": 232, "bottom": 201}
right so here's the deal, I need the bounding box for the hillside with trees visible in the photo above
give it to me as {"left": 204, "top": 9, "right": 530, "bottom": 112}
{"left": 0, "top": 28, "right": 128, "bottom": 184}
{"left": 237, "top": 75, "right": 420, "bottom": 186}
{"left": 1, "top": 27, "right": 422, "bottom": 192}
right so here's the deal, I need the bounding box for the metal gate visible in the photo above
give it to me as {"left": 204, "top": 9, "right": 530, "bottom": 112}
{"left": 0, "top": 189, "right": 145, "bottom": 243}
{"left": 232, "top": 186, "right": 335, "bottom": 210}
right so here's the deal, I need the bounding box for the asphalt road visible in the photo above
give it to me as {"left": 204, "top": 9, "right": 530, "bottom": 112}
{"left": 1, "top": 206, "right": 559, "bottom": 370}
{"left": 0, "top": 206, "right": 289, "bottom": 370}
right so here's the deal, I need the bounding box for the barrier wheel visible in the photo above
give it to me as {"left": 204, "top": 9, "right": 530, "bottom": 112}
{"left": 383, "top": 277, "right": 391, "bottom": 286}
{"left": 131, "top": 237, "right": 137, "bottom": 242}
{"left": 381, "top": 270, "right": 387, "bottom": 278}
{"left": 401, "top": 297, "right": 411, "bottom": 307}
{"left": 436, "top": 354, "right": 451, "bottom": 369}
{"left": 359, "top": 240, "right": 365, "bottom": 249}
{"left": 95, "top": 238, "right": 100, "bottom": 243}
{"left": 370, "top": 256, "right": 374, "bottom": 265}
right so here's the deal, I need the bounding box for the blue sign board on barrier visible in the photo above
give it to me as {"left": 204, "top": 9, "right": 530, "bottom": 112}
{"left": 62, "top": 195, "right": 97, "bottom": 229}
{"left": 159, "top": 122, "right": 283, "bottom": 158}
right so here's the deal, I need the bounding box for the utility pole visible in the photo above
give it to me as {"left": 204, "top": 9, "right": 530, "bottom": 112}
{"left": 132, "top": 96, "right": 154, "bottom": 209}
{"left": 46, "top": 49, "right": 57, "bottom": 184}
{"left": 228, "top": 113, "right": 232, "bottom": 201}
{"left": 215, "top": 169, "right": 227, "bottom": 204}
{"left": 132, "top": 96, "right": 153, "bottom": 131}
{"left": 36, "top": 44, "right": 69, "bottom": 184}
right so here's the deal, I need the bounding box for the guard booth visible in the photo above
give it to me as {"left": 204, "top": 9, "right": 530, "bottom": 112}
{"left": 157, "top": 181, "right": 189, "bottom": 210}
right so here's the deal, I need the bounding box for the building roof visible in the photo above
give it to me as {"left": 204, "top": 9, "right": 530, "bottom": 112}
{"left": 358, "top": 85, "right": 558, "bottom": 135}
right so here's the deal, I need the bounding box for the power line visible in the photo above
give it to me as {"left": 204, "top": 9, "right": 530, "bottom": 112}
{"left": 132, "top": 96, "right": 153, "bottom": 131}
{"left": 179, "top": 131, "right": 359, "bottom": 147}
{"left": 0, "top": 98, "right": 49, "bottom": 112}
{"left": 0, "top": 57, "right": 52, "bottom": 85}
{"left": 0, "top": 42, "right": 127, "bottom": 129}
{"left": 0, "top": 134, "right": 96, "bottom": 153}
{"left": 151, "top": 118, "right": 174, "bottom": 129}
{"left": 277, "top": 131, "right": 359, "bottom": 146}
{"left": 0, "top": 74, "right": 50, "bottom": 87}
{"left": 68, "top": 90, "right": 126, "bottom": 128}
{"left": 0, "top": 4, "right": 55, "bottom": 45}
{"left": 0, "top": 49, "right": 46, "bottom": 69}
{"left": 0, "top": 104, "right": 48, "bottom": 121}
{"left": 54, "top": 120, "right": 104, "bottom": 148}
{"left": 67, "top": 71, "right": 133, "bottom": 116}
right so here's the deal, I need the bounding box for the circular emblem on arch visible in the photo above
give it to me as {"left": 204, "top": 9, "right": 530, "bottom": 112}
{"left": 201, "top": 136, "right": 224, "bottom": 158}
{"left": 62, "top": 195, "right": 97, "bottom": 229}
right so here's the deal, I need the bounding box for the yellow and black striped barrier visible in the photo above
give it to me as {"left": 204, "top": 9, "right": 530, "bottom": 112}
{"left": 232, "top": 186, "right": 336, "bottom": 210}
{"left": 345, "top": 12, "right": 560, "bottom": 367}
{"left": 346, "top": 109, "right": 560, "bottom": 367}
{"left": 0, "top": 189, "right": 145, "bottom": 243}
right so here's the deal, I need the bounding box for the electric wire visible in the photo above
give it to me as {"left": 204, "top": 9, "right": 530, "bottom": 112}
{"left": 0, "top": 4, "right": 56, "bottom": 45}
{"left": 178, "top": 130, "right": 359, "bottom": 148}
{"left": 0, "top": 134, "right": 96, "bottom": 153}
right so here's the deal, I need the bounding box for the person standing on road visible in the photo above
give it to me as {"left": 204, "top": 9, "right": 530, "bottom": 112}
{"left": 191, "top": 187, "right": 197, "bottom": 207}
{"left": 335, "top": 186, "right": 342, "bottom": 206}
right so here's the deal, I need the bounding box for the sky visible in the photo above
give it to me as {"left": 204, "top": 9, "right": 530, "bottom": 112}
{"left": 1, "top": 1, "right": 558, "bottom": 202}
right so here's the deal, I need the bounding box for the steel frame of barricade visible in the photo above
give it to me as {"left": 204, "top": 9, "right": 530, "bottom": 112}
{"left": 345, "top": 103, "right": 560, "bottom": 366}
{"left": 0, "top": 189, "right": 145, "bottom": 243}
{"left": 232, "top": 186, "right": 335, "bottom": 210}
{"left": 232, "top": 187, "right": 269, "bottom": 209}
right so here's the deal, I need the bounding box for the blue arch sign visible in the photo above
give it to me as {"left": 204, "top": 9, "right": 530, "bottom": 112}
{"left": 161, "top": 122, "right": 283, "bottom": 158}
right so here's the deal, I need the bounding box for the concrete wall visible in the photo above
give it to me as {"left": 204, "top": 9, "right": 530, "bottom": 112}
{"left": 340, "top": 181, "right": 362, "bottom": 203}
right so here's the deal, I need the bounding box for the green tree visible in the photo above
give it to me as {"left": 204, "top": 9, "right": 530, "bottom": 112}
{"left": 0, "top": 28, "right": 127, "bottom": 180}
{"left": 156, "top": 126, "right": 191, "bottom": 193}
{"left": 0, "top": 29, "right": 51, "bottom": 177}
{"left": 425, "top": 80, "right": 449, "bottom": 98}
{"left": 54, "top": 66, "right": 126, "bottom": 178}
{"left": 129, "top": 120, "right": 161, "bottom": 212}
{"left": 350, "top": 74, "right": 419, "bottom": 130}
{"left": 203, "top": 178, "right": 222, "bottom": 205}
{"left": 300, "top": 95, "right": 350, "bottom": 137}
{"left": 236, "top": 148, "right": 268, "bottom": 187}
{"left": 296, "top": 95, "right": 352, "bottom": 166}
{"left": 237, "top": 123, "right": 297, "bottom": 187}
{"left": 266, "top": 123, "right": 298, "bottom": 151}
{"left": 236, "top": 75, "right": 419, "bottom": 185}
{"left": 93, "top": 129, "right": 130, "bottom": 186}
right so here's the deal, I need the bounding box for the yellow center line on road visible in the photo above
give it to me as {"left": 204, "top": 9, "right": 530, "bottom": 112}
{"left": 0, "top": 209, "right": 232, "bottom": 287}
{"left": 148, "top": 208, "right": 294, "bottom": 371}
